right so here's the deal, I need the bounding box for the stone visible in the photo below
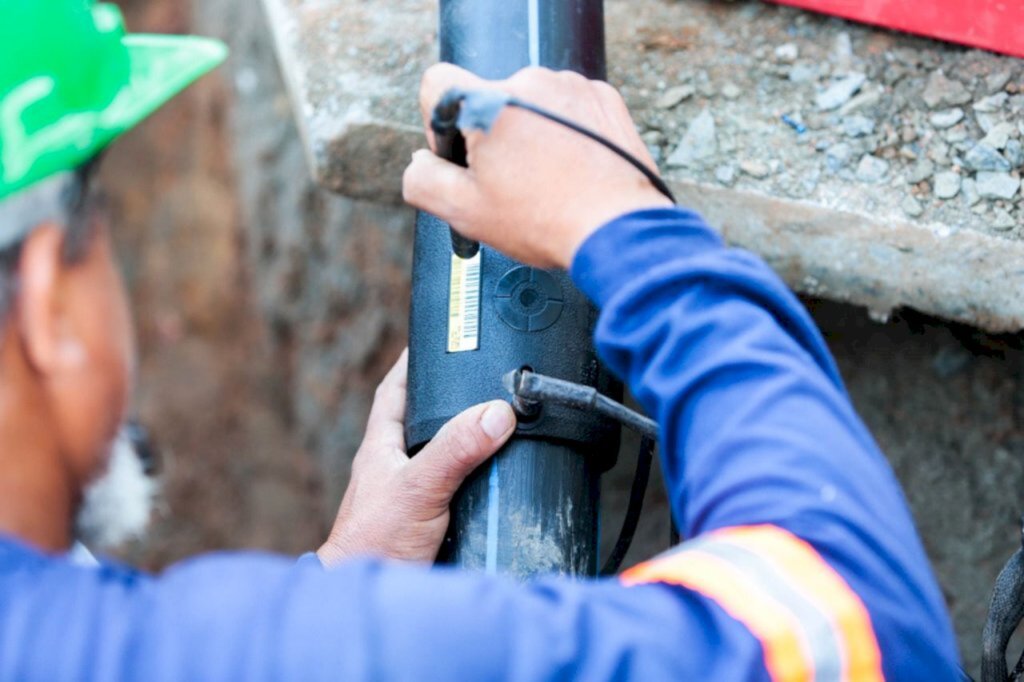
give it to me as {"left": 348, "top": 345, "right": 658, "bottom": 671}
{"left": 965, "top": 144, "right": 1012, "bottom": 173}
{"left": 981, "top": 122, "right": 1016, "bottom": 151}
{"left": 715, "top": 164, "right": 737, "bottom": 185}
{"left": 842, "top": 115, "right": 876, "bottom": 138}
{"left": 832, "top": 32, "right": 853, "bottom": 70}
{"left": 856, "top": 154, "right": 889, "bottom": 183}
{"left": 816, "top": 73, "right": 867, "bottom": 111}
{"left": 975, "top": 172, "right": 1021, "bottom": 200}
{"left": 934, "top": 172, "right": 962, "bottom": 200}
{"left": 825, "top": 143, "right": 853, "bottom": 172}
{"left": 1005, "top": 139, "right": 1024, "bottom": 169}
{"left": 721, "top": 82, "right": 742, "bottom": 100}
{"left": 901, "top": 195, "right": 924, "bottom": 218}
{"left": 656, "top": 84, "right": 695, "bottom": 109}
{"left": 976, "top": 112, "right": 1000, "bottom": 134}
{"left": 789, "top": 63, "right": 818, "bottom": 83}
{"left": 838, "top": 87, "right": 883, "bottom": 116}
{"left": 986, "top": 71, "right": 1013, "bottom": 95}
{"left": 929, "top": 108, "right": 964, "bottom": 129}
{"left": 973, "top": 93, "right": 1009, "bottom": 113}
{"left": 739, "top": 159, "right": 772, "bottom": 179}
{"left": 666, "top": 109, "right": 717, "bottom": 168}
{"left": 992, "top": 209, "right": 1018, "bottom": 231}
{"left": 961, "top": 178, "right": 982, "bottom": 207}
{"left": 775, "top": 42, "right": 799, "bottom": 63}
{"left": 923, "top": 71, "right": 971, "bottom": 109}
{"left": 906, "top": 159, "right": 935, "bottom": 184}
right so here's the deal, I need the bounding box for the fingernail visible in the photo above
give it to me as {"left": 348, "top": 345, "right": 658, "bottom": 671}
{"left": 481, "top": 402, "right": 515, "bottom": 439}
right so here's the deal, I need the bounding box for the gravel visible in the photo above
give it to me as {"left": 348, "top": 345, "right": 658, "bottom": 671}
{"left": 975, "top": 172, "right": 1021, "bottom": 200}
{"left": 856, "top": 154, "right": 889, "bottom": 183}
{"left": 666, "top": 108, "right": 717, "bottom": 168}
{"left": 816, "top": 73, "right": 867, "bottom": 111}
{"left": 929, "top": 108, "right": 964, "bottom": 129}
{"left": 922, "top": 70, "right": 972, "bottom": 109}
{"left": 934, "top": 171, "right": 962, "bottom": 199}
{"left": 656, "top": 84, "right": 695, "bottom": 109}
{"left": 992, "top": 209, "right": 1017, "bottom": 231}
{"left": 739, "top": 159, "right": 772, "bottom": 178}
{"left": 901, "top": 195, "right": 925, "bottom": 217}
{"left": 965, "top": 144, "right": 1013, "bottom": 173}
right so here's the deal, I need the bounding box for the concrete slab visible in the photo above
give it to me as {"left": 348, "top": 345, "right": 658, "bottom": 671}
{"left": 261, "top": 0, "right": 1024, "bottom": 332}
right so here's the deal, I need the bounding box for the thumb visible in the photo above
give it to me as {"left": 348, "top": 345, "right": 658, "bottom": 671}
{"left": 405, "top": 401, "right": 516, "bottom": 504}
{"left": 402, "top": 149, "right": 482, "bottom": 230}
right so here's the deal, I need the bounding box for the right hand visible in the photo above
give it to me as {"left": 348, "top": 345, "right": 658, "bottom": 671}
{"left": 402, "top": 65, "right": 673, "bottom": 270}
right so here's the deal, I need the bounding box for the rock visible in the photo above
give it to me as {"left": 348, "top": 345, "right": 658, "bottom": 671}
{"left": 986, "top": 71, "right": 1013, "bottom": 95}
{"left": 965, "top": 144, "right": 1012, "bottom": 172}
{"left": 715, "top": 164, "right": 737, "bottom": 185}
{"left": 944, "top": 126, "right": 969, "bottom": 144}
{"left": 775, "top": 43, "right": 799, "bottom": 63}
{"left": 901, "top": 195, "right": 924, "bottom": 218}
{"left": 923, "top": 71, "right": 971, "bottom": 109}
{"left": 739, "top": 159, "right": 772, "bottom": 179}
{"left": 929, "top": 108, "right": 964, "bottom": 129}
{"left": 832, "top": 32, "right": 853, "bottom": 70}
{"left": 906, "top": 159, "right": 935, "bottom": 184}
{"left": 933, "top": 171, "right": 962, "bottom": 199}
{"left": 975, "top": 172, "right": 1021, "bottom": 200}
{"left": 1005, "top": 139, "right": 1024, "bottom": 169}
{"left": 838, "top": 87, "right": 883, "bottom": 116}
{"left": 721, "top": 82, "right": 742, "bottom": 100}
{"left": 666, "top": 109, "right": 717, "bottom": 168}
{"left": 856, "top": 154, "right": 889, "bottom": 183}
{"left": 962, "top": 178, "right": 981, "bottom": 206}
{"left": 816, "top": 73, "right": 867, "bottom": 111}
{"left": 842, "top": 115, "right": 876, "bottom": 138}
{"left": 992, "top": 209, "right": 1017, "bottom": 231}
{"left": 973, "top": 93, "right": 1009, "bottom": 113}
{"left": 656, "top": 84, "right": 695, "bottom": 109}
{"left": 976, "top": 112, "right": 1000, "bottom": 134}
{"left": 825, "top": 142, "right": 853, "bottom": 171}
{"left": 981, "top": 122, "right": 1016, "bottom": 150}
{"left": 789, "top": 63, "right": 818, "bottom": 83}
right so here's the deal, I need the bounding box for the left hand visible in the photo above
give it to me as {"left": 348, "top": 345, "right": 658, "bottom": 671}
{"left": 317, "top": 350, "right": 517, "bottom": 567}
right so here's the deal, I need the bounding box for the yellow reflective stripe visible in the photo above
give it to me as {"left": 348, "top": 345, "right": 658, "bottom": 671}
{"left": 621, "top": 525, "right": 884, "bottom": 682}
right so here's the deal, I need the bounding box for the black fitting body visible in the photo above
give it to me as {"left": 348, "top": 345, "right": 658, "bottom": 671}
{"left": 406, "top": 0, "right": 620, "bottom": 577}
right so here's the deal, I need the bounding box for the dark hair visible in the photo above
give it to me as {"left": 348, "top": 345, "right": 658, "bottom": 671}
{"left": 0, "top": 155, "right": 104, "bottom": 322}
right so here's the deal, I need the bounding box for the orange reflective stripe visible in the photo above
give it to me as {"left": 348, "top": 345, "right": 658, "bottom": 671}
{"left": 624, "top": 549, "right": 815, "bottom": 681}
{"left": 720, "top": 526, "right": 883, "bottom": 682}
{"left": 621, "top": 525, "right": 884, "bottom": 682}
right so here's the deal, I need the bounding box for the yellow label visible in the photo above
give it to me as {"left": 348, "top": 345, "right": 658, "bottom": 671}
{"left": 447, "top": 251, "right": 482, "bottom": 353}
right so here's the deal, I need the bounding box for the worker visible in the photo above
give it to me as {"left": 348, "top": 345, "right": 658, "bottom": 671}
{"left": 0, "top": 1, "right": 961, "bottom": 679}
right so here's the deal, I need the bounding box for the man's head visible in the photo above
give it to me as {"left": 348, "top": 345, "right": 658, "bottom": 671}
{"left": 0, "top": 157, "right": 139, "bottom": 544}
{"left": 0, "top": 0, "right": 226, "bottom": 552}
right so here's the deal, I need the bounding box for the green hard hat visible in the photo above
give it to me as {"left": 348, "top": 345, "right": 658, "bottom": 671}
{"left": 0, "top": 0, "right": 228, "bottom": 201}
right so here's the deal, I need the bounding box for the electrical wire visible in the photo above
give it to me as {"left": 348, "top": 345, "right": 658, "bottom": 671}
{"left": 503, "top": 369, "right": 660, "bottom": 574}
{"left": 505, "top": 97, "right": 677, "bottom": 205}
{"left": 600, "top": 435, "right": 655, "bottom": 576}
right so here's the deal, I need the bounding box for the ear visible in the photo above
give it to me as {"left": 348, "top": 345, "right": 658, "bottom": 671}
{"left": 15, "top": 222, "right": 85, "bottom": 375}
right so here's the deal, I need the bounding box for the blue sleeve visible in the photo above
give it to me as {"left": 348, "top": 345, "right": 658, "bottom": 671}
{"left": 571, "top": 207, "right": 961, "bottom": 678}
{"left": 0, "top": 207, "right": 960, "bottom": 681}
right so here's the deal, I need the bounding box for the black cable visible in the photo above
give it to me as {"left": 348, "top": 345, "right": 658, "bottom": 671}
{"left": 503, "top": 369, "right": 660, "bottom": 575}
{"left": 505, "top": 97, "right": 677, "bottom": 205}
{"left": 600, "top": 435, "right": 655, "bottom": 576}
{"left": 503, "top": 369, "right": 658, "bottom": 439}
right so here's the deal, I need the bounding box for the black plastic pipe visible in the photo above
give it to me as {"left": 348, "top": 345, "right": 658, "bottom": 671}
{"left": 405, "top": 0, "right": 619, "bottom": 578}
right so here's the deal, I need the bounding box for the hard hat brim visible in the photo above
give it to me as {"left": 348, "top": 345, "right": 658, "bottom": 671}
{"left": 103, "top": 33, "right": 228, "bottom": 142}
{"left": 0, "top": 34, "right": 227, "bottom": 202}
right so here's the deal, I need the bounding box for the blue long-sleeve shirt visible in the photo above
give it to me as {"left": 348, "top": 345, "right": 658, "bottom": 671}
{"left": 0, "top": 207, "right": 959, "bottom": 680}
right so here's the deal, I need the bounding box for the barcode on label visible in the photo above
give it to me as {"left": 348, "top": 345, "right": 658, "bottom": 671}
{"left": 447, "top": 251, "right": 482, "bottom": 353}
